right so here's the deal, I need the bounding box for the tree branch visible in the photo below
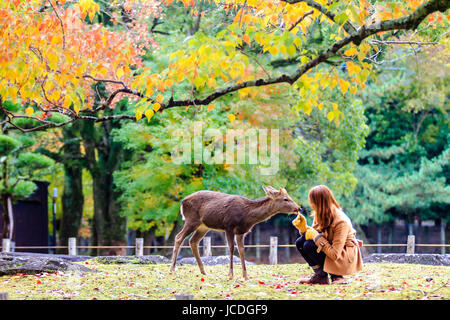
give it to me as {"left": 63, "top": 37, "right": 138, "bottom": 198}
{"left": 3, "top": 0, "right": 449, "bottom": 132}
{"left": 282, "top": 0, "right": 358, "bottom": 35}
{"left": 156, "top": 0, "right": 449, "bottom": 111}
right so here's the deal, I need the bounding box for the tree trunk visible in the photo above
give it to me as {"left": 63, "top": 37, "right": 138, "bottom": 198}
{"left": 81, "top": 108, "right": 128, "bottom": 255}
{"left": 1, "top": 196, "right": 13, "bottom": 240}
{"left": 441, "top": 218, "right": 446, "bottom": 255}
{"left": 143, "top": 229, "right": 155, "bottom": 255}
{"left": 59, "top": 158, "right": 84, "bottom": 250}
{"left": 38, "top": 124, "right": 85, "bottom": 253}
{"left": 388, "top": 222, "right": 394, "bottom": 253}
{"left": 90, "top": 160, "right": 127, "bottom": 255}
{"left": 377, "top": 224, "right": 382, "bottom": 254}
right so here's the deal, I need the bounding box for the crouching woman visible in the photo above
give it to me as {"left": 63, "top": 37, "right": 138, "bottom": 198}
{"left": 292, "top": 185, "right": 363, "bottom": 285}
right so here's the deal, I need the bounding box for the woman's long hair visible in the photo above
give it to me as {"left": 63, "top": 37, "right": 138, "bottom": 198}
{"left": 308, "top": 185, "right": 340, "bottom": 232}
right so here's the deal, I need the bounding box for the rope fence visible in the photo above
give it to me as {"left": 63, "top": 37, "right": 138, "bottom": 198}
{"left": 1, "top": 235, "right": 449, "bottom": 265}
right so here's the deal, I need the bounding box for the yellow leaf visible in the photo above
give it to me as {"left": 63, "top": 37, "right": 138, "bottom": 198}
{"left": 287, "top": 45, "right": 296, "bottom": 57}
{"left": 156, "top": 94, "right": 164, "bottom": 103}
{"left": 152, "top": 103, "right": 161, "bottom": 112}
{"left": 332, "top": 103, "right": 338, "bottom": 110}
{"left": 145, "top": 109, "right": 154, "bottom": 122}
{"left": 63, "top": 96, "right": 71, "bottom": 108}
{"left": 330, "top": 78, "right": 338, "bottom": 89}
{"left": 135, "top": 110, "right": 142, "bottom": 121}
{"left": 339, "top": 79, "right": 350, "bottom": 95}
{"left": 228, "top": 114, "right": 236, "bottom": 123}
{"left": 327, "top": 111, "right": 335, "bottom": 122}
{"left": 304, "top": 102, "right": 312, "bottom": 115}
{"left": 74, "top": 104, "right": 80, "bottom": 115}
{"left": 116, "top": 67, "right": 124, "bottom": 79}
{"left": 50, "top": 90, "right": 60, "bottom": 102}
{"left": 300, "top": 56, "right": 309, "bottom": 64}
{"left": 344, "top": 47, "right": 358, "bottom": 56}
{"left": 47, "top": 52, "right": 58, "bottom": 69}
{"left": 347, "top": 61, "right": 362, "bottom": 76}
{"left": 268, "top": 46, "right": 278, "bottom": 56}
{"left": 25, "top": 107, "right": 34, "bottom": 116}
{"left": 299, "top": 23, "right": 307, "bottom": 35}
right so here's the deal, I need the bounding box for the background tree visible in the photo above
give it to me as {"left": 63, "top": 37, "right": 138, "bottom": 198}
{"left": 36, "top": 123, "right": 85, "bottom": 249}
{"left": 340, "top": 39, "right": 449, "bottom": 247}
{"left": 0, "top": 0, "right": 448, "bottom": 252}
{"left": 0, "top": 101, "right": 54, "bottom": 240}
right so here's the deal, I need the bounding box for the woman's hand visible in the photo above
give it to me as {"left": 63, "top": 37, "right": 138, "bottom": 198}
{"left": 305, "top": 227, "right": 319, "bottom": 240}
{"left": 292, "top": 214, "right": 308, "bottom": 233}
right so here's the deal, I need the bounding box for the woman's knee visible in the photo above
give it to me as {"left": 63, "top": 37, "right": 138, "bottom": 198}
{"left": 302, "top": 240, "right": 318, "bottom": 253}
{"left": 295, "top": 236, "right": 305, "bottom": 251}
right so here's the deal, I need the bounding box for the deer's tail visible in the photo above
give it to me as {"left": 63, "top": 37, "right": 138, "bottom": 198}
{"left": 180, "top": 203, "right": 185, "bottom": 221}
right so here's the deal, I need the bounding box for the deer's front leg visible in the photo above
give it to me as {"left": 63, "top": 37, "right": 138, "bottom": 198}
{"left": 236, "top": 234, "right": 248, "bottom": 281}
{"left": 225, "top": 231, "right": 235, "bottom": 280}
{"left": 189, "top": 229, "right": 208, "bottom": 275}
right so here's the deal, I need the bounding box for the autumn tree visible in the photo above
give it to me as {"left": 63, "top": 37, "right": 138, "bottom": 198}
{"left": 0, "top": 0, "right": 448, "bottom": 130}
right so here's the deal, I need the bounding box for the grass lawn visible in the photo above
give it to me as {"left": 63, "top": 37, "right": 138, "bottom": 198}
{"left": 0, "top": 262, "right": 448, "bottom": 300}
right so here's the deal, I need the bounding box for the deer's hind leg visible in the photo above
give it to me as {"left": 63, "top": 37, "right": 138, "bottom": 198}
{"left": 236, "top": 234, "right": 248, "bottom": 281}
{"left": 170, "top": 223, "right": 199, "bottom": 273}
{"left": 225, "top": 230, "right": 236, "bottom": 280}
{"left": 189, "top": 228, "right": 209, "bottom": 275}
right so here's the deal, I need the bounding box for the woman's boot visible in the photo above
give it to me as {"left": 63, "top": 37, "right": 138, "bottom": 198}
{"left": 330, "top": 274, "right": 347, "bottom": 284}
{"left": 299, "top": 265, "right": 330, "bottom": 285}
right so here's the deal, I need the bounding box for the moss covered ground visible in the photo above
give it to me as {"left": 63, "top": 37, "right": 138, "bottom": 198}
{"left": 0, "top": 262, "right": 448, "bottom": 300}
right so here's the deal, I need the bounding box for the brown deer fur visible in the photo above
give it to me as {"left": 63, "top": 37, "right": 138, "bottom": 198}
{"left": 170, "top": 186, "right": 301, "bottom": 280}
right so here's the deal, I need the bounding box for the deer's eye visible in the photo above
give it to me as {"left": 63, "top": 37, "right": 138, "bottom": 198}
{"left": 284, "top": 198, "right": 289, "bottom": 201}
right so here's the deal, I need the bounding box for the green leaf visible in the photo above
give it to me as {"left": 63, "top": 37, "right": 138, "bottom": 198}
{"left": 0, "top": 135, "right": 21, "bottom": 157}
{"left": 335, "top": 12, "right": 349, "bottom": 25}
{"left": 16, "top": 153, "right": 54, "bottom": 170}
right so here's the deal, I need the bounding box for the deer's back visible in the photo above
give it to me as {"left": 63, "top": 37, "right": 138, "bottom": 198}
{"left": 182, "top": 190, "right": 254, "bottom": 231}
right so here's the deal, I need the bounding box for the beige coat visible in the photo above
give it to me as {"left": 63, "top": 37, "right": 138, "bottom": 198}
{"left": 312, "top": 209, "right": 363, "bottom": 276}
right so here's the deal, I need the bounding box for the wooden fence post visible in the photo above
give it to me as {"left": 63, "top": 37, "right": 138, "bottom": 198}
{"left": 135, "top": 238, "right": 144, "bottom": 257}
{"left": 255, "top": 225, "right": 261, "bottom": 263}
{"left": 407, "top": 235, "right": 415, "bottom": 254}
{"left": 0, "top": 292, "right": 8, "bottom": 300}
{"left": 203, "top": 237, "right": 211, "bottom": 257}
{"left": 68, "top": 237, "right": 77, "bottom": 256}
{"left": 269, "top": 236, "right": 278, "bottom": 265}
{"left": 2, "top": 239, "right": 10, "bottom": 253}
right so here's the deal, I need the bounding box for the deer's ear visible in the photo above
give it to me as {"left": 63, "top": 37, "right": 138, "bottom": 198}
{"left": 281, "top": 188, "right": 288, "bottom": 194}
{"left": 263, "top": 185, "right": 278, "bottom": 199}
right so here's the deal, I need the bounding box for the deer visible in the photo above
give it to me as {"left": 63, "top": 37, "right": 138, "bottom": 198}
{"left": 170, "top": 185, "right": 302, "bottom": 280}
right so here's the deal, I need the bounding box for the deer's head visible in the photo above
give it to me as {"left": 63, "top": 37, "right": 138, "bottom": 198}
{"left": 262, "top": 185, "right": 301, "bottom": 214}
